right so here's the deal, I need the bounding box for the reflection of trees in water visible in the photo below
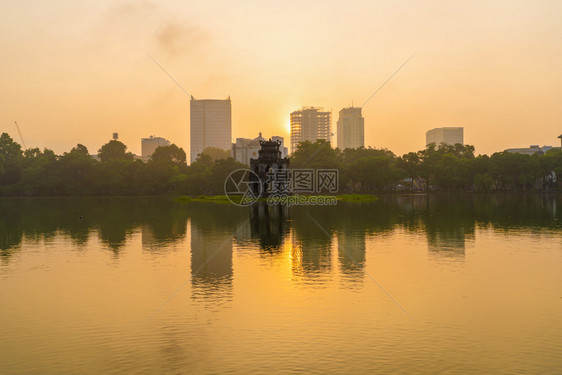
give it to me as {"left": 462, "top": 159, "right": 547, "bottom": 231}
{"left": 411, "top": 195, "right": 475, "bottom": 257}
{"left": 3, "top": 194, "right": 562, "bottom": 275}
{"left": 141, "top": 205, "right": 190, "bottom": 251}
{"left": 0, "top": 197, "right": 191, "bottom": 260}
{"left": 0, "top": 199, "right": 24, "bottom": 263}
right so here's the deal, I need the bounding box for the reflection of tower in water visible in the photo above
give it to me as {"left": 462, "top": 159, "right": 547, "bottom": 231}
{"left": 249, "top": 202, "right": 290, "bottom": 252}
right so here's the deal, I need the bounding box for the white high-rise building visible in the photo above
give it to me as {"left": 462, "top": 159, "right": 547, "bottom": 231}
{"left": 190, "top": 97, "right": 232, "bottom": 163}
{"left": 426, "top": 127, "right": 464, "bottom": 147}
{"left": 231, "top": 133, "right": 266, "bottom": 165}
{"left": 141, "top": 136, "right": 170, "bottom": 160}
{"left": 231, "top": 133, "right": 288, "bottom": 165}
{"left": 290, "top": 107, "right": 331, "bottom": 153}
{"left": 336, "top": 107, "right": 364, "bottom": 150}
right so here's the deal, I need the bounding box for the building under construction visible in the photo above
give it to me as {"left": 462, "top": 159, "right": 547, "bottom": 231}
{"left": 290, "top": 107, "right": 331, "bottom": 154}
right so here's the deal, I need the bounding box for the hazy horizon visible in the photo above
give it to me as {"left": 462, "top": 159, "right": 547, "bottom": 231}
{"left": 2, "top": 0, "right": 562, "bottom": 157}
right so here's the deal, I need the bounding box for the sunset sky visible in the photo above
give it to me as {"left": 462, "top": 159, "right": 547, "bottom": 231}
{"left": 2, "top": 0, "right": 562, "bottom": 158}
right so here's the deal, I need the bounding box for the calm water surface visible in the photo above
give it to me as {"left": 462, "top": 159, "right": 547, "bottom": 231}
{"left": 1, "top": 195, "right": 562, "bottom": 374}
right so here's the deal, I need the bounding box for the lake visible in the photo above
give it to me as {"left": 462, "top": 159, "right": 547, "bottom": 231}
{"left": 1, "top": 194, "right": 561, "bottom": 374}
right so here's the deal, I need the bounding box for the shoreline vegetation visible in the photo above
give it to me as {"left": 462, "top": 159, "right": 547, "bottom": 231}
{"left": 174, "top": 194, "right": 379, "bottom": 204}
{"left": 2, "top": 133, "right": 562, "bottom": 197}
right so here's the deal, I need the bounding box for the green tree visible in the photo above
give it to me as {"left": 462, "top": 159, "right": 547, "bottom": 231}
{"left": 98, "top": 140, "right": 134, "bottom": 162}
{"left": 19, "top": 148, "right": 58, "bottom": 195}
{"left": 290, "top": 140, "right": 341, "bottom": 170}
{"left": 57, "top": 144, "right": 97, "bottom": 195}
{"left": 200, "top": 147, "right": 231, "bottom": 161}
{"left": 0, "top": 133, "right": 24, "bottom": 190}
{"left": 151, "top": 144, "right": 187, "bottom": 165}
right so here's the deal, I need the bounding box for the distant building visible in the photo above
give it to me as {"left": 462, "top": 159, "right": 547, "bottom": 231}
{"left": 271, "top": 136, "right": 289, "bottom": 159}
{"left": 336, "top": 107, "right": 364, "bottom": 150}
{"left": 290, "top": 107, "right": 331, "bottom": 153}
{"left": 190, "top": 96, "right": 232, "bottom": 163}
{"left": 141, "top": 136, "right": 170, "bottom": 160}
{"left": 505, "top": 145, "right": 560, "bottom": 155}
{"left": 232, "top": 133, "right": 266, "bottom": 165}
{"left": 232, "top": 133, "right": 287, "bottom": 165}
{"left": 426, "top": 127, "right": 464, "bottom": 147}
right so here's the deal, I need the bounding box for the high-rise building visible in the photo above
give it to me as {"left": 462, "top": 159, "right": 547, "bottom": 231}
{"left": 290, "top": 107, "right": 331, "bottom": 153}
{"left": 141, "top": 136, "right": 170, "bottom": 160}
{"left": 190, "top": 96, "right": 232, "bottom": 163}
{"left": 231, "top": 133, "right": 288, "bottom": 165}
{"left": 231, "top": 133, "right": 266, "bottom": 165}
{"left": 336, "top": 107, "right": 364, "bottom": 150}
{"left": 426, "top": 127, "right": 464, "bottom": 147}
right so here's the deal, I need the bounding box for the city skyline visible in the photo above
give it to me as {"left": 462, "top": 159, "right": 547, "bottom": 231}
{"left": 2, "top": 1, "right": 562, "bottom": 157}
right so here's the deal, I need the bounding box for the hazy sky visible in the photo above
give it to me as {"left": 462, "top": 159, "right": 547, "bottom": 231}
{"left": 2, "top": 0, "right": 562, "bottom": 157}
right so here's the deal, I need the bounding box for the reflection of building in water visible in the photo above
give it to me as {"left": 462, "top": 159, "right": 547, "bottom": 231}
{"left": 290, "top": 234, "right": 332, "bottom": 278}
{"left": 337, "top": 232, "right": 366, "bottom": 277}
{"left": 142, "top": 226, "right": 157, "bottom": 250}
{"left": 426, "top": 225, "right": 471, "bottom": 258}
{"left": 190, "top": 223, "right": 233, "bottom": 296}
{"left": 426, "top": 232, "right": 466, "bottom": 258}
{"left": 249, "top": 203, "right": 290, "bottom": 252}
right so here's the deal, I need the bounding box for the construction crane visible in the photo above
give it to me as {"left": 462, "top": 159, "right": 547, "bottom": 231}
{"left": 14, "top": 121, "right": 27, "bottom": 150}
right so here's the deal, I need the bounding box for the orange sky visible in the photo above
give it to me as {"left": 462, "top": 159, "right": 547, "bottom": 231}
{"left": 2, "top": 0, "right": 562, "bottom": 158}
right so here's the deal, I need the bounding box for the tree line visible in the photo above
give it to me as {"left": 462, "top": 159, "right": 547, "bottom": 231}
{"left": 1, "top": 132, "right": 562, "bottom": 196}
{"left": 291, "top": 139, "right": 562, "bottom": 192}
{"left": 0, "top": 133, "right": 245, "bottom": 196}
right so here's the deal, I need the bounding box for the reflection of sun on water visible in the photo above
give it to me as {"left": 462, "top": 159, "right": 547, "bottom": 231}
{"left": 286, "top": 230, "right": 303, "bottom": 276}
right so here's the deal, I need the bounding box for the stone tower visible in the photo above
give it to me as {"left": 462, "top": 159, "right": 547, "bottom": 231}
{"left": 250, "top": 139, "right": 290, "bottom": 197}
